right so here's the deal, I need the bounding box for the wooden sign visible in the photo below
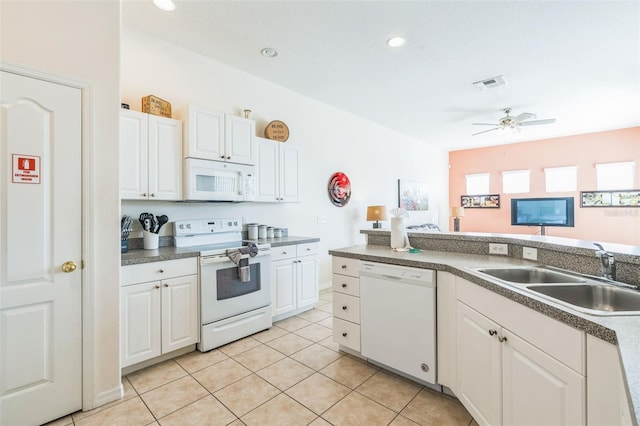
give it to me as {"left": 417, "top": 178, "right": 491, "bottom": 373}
{"left": 264, "top": 120, "right": 289, "bottom": 142}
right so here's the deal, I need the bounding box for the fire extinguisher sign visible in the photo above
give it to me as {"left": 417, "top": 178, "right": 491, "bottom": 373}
{"left": 12, "top": 154, "right": 41, "bottom": 184}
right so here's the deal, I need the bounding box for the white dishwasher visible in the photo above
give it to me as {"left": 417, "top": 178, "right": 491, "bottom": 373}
{"left": 360, "top": 261, "right": 437, "bottom": 384}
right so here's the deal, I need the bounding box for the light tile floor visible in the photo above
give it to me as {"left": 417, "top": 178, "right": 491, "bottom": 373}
{"left": 46, "top": 289, "right": 476, "bottom": 426}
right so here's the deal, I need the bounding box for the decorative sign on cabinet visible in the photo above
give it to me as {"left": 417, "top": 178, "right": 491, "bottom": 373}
{"left": 119, "top": 109, "right": 182, "bottom": 200}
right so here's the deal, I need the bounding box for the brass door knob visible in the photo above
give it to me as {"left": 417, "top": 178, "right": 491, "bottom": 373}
{"left": 62, "top": 261, "right": 77, "bottom": 273}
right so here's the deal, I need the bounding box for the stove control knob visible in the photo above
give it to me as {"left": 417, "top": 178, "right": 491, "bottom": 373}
{"left": 228, "top": 221, "right": 232, "bottom": 226}
{"left": 178, "top": 224, "right": 184, "bottom": 229}
{"left": 233, "top": 221, "right": 238, "bottom": 226}
{"left": 186, "top": 224, "right": 191, "bottom": 229}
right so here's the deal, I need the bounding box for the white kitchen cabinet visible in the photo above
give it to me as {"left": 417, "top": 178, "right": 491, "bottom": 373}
{"left": 271, "top": 243, "right": 319, "bottom": 321}
{"left": 456, "top": 279, "right": 586, "bottom": 426}
{"left": 331, "top": 256, "right": 361, "bottom": 352}
{"left": 586, "top": 334, "right": 633, "bottom": 426}
{"left": 184, "top": 105, "right": 255, "bottom": 165}
{"left": 255, "top": 136, "right": 299, "bottom": 202}
{"left": 121, "top": 258, "right": 198, "bottom": 368}
{"left": 120, "top": 109, "right": 182, "bottom": 201}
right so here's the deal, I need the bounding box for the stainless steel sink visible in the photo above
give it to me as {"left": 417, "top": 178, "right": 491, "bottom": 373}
{"left": 475, "top": 267, "right": 586, "bottom": 284}
{"left": 527, "top": 284, "right": 640, "bottom": 315}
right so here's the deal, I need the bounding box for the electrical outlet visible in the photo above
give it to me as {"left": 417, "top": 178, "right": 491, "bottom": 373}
{"left": 489, "top": 243, "right": 509, "bottom": 255}
{"left": 523, "top": 247, "right": 538, "bottom": 261}
{"left": 317, "top": 215, "right": 328, "bottom": 224}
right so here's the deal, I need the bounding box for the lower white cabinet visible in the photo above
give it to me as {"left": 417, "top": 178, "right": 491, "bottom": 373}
{"left": 271, "top": 243, "right": 318, "bottom": 320}
{"left": 121, "top": 258, "right": 198, "bottom": 368}
{"left": 331, "top": 256, "right": 361, "bottom": 352}
{"left": 455, "top": 277, "right": 586, "bottom": 426}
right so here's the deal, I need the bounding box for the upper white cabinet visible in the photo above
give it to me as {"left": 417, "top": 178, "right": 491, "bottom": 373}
{"left": 184, "top": 105, "right": 255, "bottom": 165}
{"left": 120, "top": 109, "right": 182, "bottom": 200}
{"left": 255, "top": 136, "right": 299, "bottom": 202}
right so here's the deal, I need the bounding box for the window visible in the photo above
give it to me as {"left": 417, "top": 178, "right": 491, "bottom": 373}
{"left": 502, "top": 170, "right": 530, "bottom": 194}
{"left": 545, "top": 166, "right": 577, "bottom": 192}
{"left": 596, "top": 161, "right": 636, "bottom": 190}
{"left": 465, "top": 173, "right": 490, "bottom": 195}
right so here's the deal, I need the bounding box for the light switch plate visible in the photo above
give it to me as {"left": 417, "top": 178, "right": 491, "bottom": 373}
{"left": 489, "top": 243, "right": 509, "bottom": 255}
{"left": 317, "top": 215, "right": 328, "bottom": 224}
{"left": 523, "top": 247, "right": 538, "bottom": 261}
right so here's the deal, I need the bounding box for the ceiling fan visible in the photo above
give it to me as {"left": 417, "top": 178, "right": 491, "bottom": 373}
{"left": 472, "top": 108, "right": 556, "bottom": 136}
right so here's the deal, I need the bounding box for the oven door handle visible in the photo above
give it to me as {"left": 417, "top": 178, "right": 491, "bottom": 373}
{"left": 200, "top": 251, "right": 271, "bottom": 266}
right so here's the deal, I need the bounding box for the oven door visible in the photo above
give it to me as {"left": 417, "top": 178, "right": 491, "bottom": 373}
{"left": 200, "top": 252, "right": 271, "bottom": 324}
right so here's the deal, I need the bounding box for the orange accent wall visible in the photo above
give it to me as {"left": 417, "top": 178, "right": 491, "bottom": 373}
{"left": 449, "top": 127, "right": 640, "bottom": 245}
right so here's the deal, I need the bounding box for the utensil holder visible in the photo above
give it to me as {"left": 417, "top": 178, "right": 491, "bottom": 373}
{"left": 143, "top": 231, "right": 159, "bottom": 250}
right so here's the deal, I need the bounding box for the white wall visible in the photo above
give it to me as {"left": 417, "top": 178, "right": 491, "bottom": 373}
{"left": 121, "top": 28, "right": 449, "bottom": 285}
{"left": 1, "top": 0, "right": 121, "bottom": 408}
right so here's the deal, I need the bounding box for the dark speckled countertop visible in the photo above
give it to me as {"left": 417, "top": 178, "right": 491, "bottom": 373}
{"left": 329, "top": 244, "right": 640, "bottom": 425}
{"left": 121, "top": 236, "right": 320, "bottom": 266}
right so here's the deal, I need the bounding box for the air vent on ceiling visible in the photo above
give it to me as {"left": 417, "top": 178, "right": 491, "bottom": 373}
{"left": 473, "top": 75, "right": 508, "bottom": 90}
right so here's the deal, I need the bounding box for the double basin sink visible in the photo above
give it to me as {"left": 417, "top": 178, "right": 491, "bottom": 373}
{"left": 473, "top": 266, "right": 640, "bottom": 316}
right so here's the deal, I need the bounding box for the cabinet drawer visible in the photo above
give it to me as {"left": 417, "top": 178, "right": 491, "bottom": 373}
{"left": 121, "top": 257, "right": 197, "bottom": 286}
{"left": 332, "top": 257, "right": 360, "bottom": 278}
{"left": 333, "top": 318, "right": 361, "bottom": 352}
{"left": 271, "top": 245, "right": 296, "bottom": 262}
{"left": 333, "top": 293, "right": 360, "bottom": 324}
{"left": 332, "top": 274, "right": 360, "bottom": 297}
{"left": 297, "top": 242, "right": 319, "bottom": 257}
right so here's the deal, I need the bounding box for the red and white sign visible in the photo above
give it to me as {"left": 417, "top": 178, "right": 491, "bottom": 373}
{"left": 12, "top": 154, "right": 41, "bottom": 184}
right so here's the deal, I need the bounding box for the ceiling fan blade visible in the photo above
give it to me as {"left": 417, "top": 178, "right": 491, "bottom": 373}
{"left": 519, "top": 118, "right": 556, "bottom": 126}
{"left": 472, "top": 127, "right": 499, "bottom": 136}
{"left": 511, "top": 113, "right": 535, "bottom": 124}
{"left": 472, "top": 123, "right": 498, "bottom": 126}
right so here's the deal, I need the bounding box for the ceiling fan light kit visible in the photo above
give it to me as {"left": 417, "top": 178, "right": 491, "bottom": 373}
{"left": 472, "top": 107, "right": 556, "bottom": 136}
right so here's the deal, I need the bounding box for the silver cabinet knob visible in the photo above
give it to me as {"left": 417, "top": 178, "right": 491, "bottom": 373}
{"left": 342, "top": 332, "right": 347, "bottom": 337}
{"left": 342, "top": 305, "right": 348, "bottom": 310}
{"left": 154, "top": 285, "right": 160, "bottom": 289}
{"left": 341, "top": 283, "right": 347, "bottom": 288}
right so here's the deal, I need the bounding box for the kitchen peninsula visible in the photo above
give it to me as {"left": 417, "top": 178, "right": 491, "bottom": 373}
{"left": 329, "top": 230, "right": 640, "bottom": 426}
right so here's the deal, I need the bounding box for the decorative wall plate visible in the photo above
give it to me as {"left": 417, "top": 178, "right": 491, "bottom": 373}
{"left": 328, "top": 172, "right": 351, "bottom": 207}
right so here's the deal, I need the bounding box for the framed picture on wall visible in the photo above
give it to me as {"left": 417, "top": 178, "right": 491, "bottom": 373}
{"left": 461, "top": 194, "right": 501, "bottom": 208}
{"left": 398, "top": 180, "right": 429, "bottom": 211}
{"left": 581, "top": 190, "right": 640, "bottom": 207}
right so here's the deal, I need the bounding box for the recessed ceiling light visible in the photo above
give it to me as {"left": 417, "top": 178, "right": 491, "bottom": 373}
{"left": 153, "top": 0, "right": 175, "bottom": 11}
{"left": 387, "top": 36, "right": 406, "bottom": 47}
{"left": 261, "top": 47, "right": 279, "bottom": 58}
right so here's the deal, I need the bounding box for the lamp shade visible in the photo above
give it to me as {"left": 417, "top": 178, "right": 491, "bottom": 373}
{"left": 450, "top": 206, "right": 465, "bottom": 218}
{"left": 367, "top": 206, "right": 388, "bottom": 221}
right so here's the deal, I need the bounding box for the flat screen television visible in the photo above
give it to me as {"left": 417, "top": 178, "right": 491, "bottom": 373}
{"left": 511, "top": 197, "right": 575, "bottom": 229}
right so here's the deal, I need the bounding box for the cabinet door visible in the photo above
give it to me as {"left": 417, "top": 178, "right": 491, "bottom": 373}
{"left": 437, "top": 272, "right": 457, "bottom": 391}
{"left": 255, "top": 137, "right": 279, "bottom": 201}
{"left": 184, "top": 105, "right": 225, "bottom": 161}
{"left": 272, "top": 259, "right": 296, "bottom": 317}
{"left": 119, "top": 110, "right": 149, "bottom": 200}
{"left": 297, "top": 255, "right": 318, "bottom": 308}
{"left": 279, "top": 143, "right": 299, "bottom": 202}
{"left": 149, "top": 115, "right": 182, "bottom": 200}
{"left": 161, "top": 274, "right": 199, "bottom": 353}
{"left": 225, "top": 115, "right": 255, "bottom": 165}
{"left": 121, "top": 281, "right": 161, "bottom": 367}
{"left": 456, "top": 301, "right": 502, "bottom": 426}
{"left": 503, "top": 329, "right": 585, "bottom": 426}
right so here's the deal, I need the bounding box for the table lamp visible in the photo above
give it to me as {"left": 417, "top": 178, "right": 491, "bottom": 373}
{"left": 451, "top": 207, "right": 465, "bottom": 232}
{"left": 367, "top": 205, "right": 388, "bottom": 229}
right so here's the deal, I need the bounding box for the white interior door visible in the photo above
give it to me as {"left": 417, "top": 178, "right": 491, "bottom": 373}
{"left": 1, "top": 70, "right": 82, "bottom": 425}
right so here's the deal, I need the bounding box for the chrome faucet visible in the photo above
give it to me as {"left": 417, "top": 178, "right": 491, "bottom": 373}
{"left": 594, "top": 242, "right": 616, "bottom": 281}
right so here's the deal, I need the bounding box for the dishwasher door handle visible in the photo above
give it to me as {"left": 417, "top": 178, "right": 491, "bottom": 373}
{"left": 380, "top": 274, "right": 402, "bottom": 280}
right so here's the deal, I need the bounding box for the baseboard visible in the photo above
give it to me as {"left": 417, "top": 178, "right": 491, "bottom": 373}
{"left": 92, "top": 385, "right": 123, "bottom": 409}
{"left": 319, "top": 280, "right": 332, "bottom": 290}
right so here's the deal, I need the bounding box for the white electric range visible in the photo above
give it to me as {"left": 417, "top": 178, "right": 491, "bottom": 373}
{"left": 174, "top": 218, "right": 272, "bottom": 352}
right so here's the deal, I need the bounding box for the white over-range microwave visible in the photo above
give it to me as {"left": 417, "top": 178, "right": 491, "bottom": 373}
{"left": 184, "top": 158, "right": 255, "bottom": 201}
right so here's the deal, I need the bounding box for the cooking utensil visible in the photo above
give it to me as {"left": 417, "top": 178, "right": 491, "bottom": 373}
{"left": 156, "top": 215, "right": 169, "bottom": 232}
{"left": 121, "top": 215, "right": 133, "bottom": 240}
